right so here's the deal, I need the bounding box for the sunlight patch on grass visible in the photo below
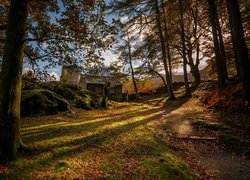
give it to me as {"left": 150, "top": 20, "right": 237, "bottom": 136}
{"left": 1, "top": 100, "right": 194, "bottom": 179}
{"left": 21, "top": 122, "right": 68, "bottom": 131}
{"left": 24, "top": 109, "right": 163, "bottom": 147}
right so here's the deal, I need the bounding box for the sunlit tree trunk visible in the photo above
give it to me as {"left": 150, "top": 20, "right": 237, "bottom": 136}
{"left": 226, "top": 0, "right": 250, "bottom": 103}
{"left": 179, "top": 0, "right": 191, "bottom": 96}
{"left": 187, "top": 48, "right": 201, "bottom": 85}
{"left": 161, "top": 0, "right": 173, "bottom": 84}
{"left": 207, "top": 0, "right": 226, "bottom": 88}
{"left": 154, "top": 0, "right": 175, "bottom": 100}
{"left": 0, "top": 0, "right": 29, "bottom": 161}
{"left": 187, "top": 0, "right": 201, "bottom": 86}
{"left": 127, "top": 41, "right": 139, "bottom": 99}
{"left": 166, "top": 43, "right": 173, "bottom": 84}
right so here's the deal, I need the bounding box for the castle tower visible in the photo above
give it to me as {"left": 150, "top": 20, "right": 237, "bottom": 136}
{"left": 61, "top": 65, "right": 82, "bottom": 85}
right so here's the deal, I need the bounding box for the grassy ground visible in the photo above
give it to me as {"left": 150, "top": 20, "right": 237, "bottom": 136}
{"left": 1, "top": 85, "right": 249, "bottom": 179}
{"left": 0, "top": 97, "right": 193, "bottom": 179}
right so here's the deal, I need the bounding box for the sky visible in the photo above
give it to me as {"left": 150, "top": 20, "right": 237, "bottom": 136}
{"left": 22, "top": 0, "right": 207, "bottom": 80}
{"left": 100, "top": 0, "right": 119, "bottom": 66}
{"left": 23, "top": 0, "right": 118, "bottom": 80}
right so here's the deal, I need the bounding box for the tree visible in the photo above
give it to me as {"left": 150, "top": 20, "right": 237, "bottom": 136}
{"left": 207, "top": 0, "right": 226, "bottom": 88}
{"left": 226, "top": 0, "right": 250, "bottom": 103}
{"left": 133, "top": 33, "right": 168, "bottom": 91}
{"left": 154, "top": 0, "right": 175, "bottom": 99}
{"left": 127, "top": 35, "right": 140, "bottom": 99}
{"left": 113, "top": 21, "right": 140, "bottom": 98}
{"left": 0, "top": 0, "right": 113, "bottom": 70}
{"left": 0, "top": 0, "right": 113, "bottom": 161}
{"left": 183, "top": 0, "right": 205, "bottom": 85}
{"left": 215, "top": 0, "right": 228, "bottom": 80}
{"left": 0, "top": 0, "right": 29, "bottom": 161}
{"left": 178, "top": 0, "right": 191, "bottom": 96}
{"left": 110, "top": 0, "right": 176, "bottom": 99}
{"left": 161, "top": 0, "right": 173, "bottom": 84}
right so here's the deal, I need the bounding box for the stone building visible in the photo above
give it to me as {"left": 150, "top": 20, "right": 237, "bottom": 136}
{"left": 61, "top": 66, "right": 123, "bottom": 101}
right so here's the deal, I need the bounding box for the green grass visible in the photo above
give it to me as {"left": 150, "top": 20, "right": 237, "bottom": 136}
{"left": 0, "top": 98, "right": 193, "bottom": 179}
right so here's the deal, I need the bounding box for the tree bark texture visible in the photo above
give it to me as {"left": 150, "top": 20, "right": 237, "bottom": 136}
{"left": 207, "top": 0, "right": 226, "bottom": 88}
{"left": 161, "top": 0, "right": 173, "bottom": 84}
{"left": 226, "top": 0, "right": 250, "bottom": 103}
{"left": 214, "top": 1, "right": 228, "bottom": 79}
{"left": 166, "top": 42, "right": 173, "bottom": 84}
{"left": 187, "top": 49, "right": 201, "bottom": 85}
{"left": 0, "top": 0, "right": 29, "bottom": 161}
{"left": 127, "top": 41, "right": 140, "bottom": 99}
{"left": 179, "top": 0, "right": 191, "bottom": 96}
{"left": 186, "top": 1, "right": 201, "bottom": 85}
{"left": 228, "top": 11, "right": 241, "bottom": 78}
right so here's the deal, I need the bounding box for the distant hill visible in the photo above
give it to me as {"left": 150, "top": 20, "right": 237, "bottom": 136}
{"left": 122, "top": 67, "right": 209, "bottom": 93}
{"left": 172, "top": 67, "right": 208, "bottom": 82}
{"left": 150, "top": 67, "right": 208, "bottom": 84}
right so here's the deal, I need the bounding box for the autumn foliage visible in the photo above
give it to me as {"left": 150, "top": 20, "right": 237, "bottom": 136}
{"left": 122, "top": 79, "right": 164, "bottom": 94}
{"left": 199, "top": 82, "right": 245, "bottom": 112}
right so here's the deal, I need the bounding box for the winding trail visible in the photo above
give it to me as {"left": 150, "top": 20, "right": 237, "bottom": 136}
{"left": 145, "top": 96, "right": 250, "bottom": 179}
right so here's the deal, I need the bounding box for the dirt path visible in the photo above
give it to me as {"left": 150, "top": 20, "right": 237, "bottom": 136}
{"left": 146, "top": 97, "right": 250, "bottom": 179}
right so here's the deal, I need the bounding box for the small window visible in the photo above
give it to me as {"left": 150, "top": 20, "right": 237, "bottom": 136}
{"left": 95, "top": 87, "right": 103, "bottom": 94}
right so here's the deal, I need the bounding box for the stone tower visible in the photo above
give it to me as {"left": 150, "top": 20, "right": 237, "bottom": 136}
{"left": 61, "top": 65, "right": 82, "bottom": 85}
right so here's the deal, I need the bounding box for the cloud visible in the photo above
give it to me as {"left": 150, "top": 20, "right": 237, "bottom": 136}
{"left": 101, "top": 50, "right": 118, "bottom": 66}
{"left": 42, "top": 42, "right": 49, "bottom": 49}
{"left": 49, "top": 72, "right": 60, "bottom": 81}
{"left": 120, "top": 16, "right": 128, "bottom": 23}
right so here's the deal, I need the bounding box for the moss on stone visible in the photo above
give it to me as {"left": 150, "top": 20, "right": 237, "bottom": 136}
{"left": 44, "top": 82, "right": 107, "bottom": 109}
{"left": 21, "top": 89, "right": 70, "bottom": 116}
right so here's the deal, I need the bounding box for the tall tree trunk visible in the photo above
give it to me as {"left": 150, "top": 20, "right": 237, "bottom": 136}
{"left": 161, "top": 0, "right": 173, "bottom": 84}
{"left": 188, "top": 59, "right": 201, "bottom": 85}
{"left": 227, "top": 2, "right": 241, "bottom": 78}
{"left": 189, "top": 0, "right": 201, "bottom": 85}
{"left": 166, "top": 42, "right": 173, "bottom": 84}
{"left": 195, "top": 41, "right": 201, "bottom": 83}
{"left": 127, "top": 41, "right": 139, "bottom": 99}
{"left": 207, "top": 0, "right": 226, "bottom": 88}
{"left": 179, "top": 0, "right": 191, "bottom": 96}
{"left": 154, "top": 0, "right": 175, "bottom": 100}
{"left": 187, "top": 47, "right": 201, "bottom": 85}
{"left": 226, "top": 0, "right": 250, "bottom": 103}
{"left": 0, "top": 0, "right": 29, "bottom": 161}
{"left": 214, "top": 1, "right": 228, "bottom": 79}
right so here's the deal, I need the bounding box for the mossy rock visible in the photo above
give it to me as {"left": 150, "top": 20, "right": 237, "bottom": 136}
{"left": 44, "top": 82, "right": 107, "bottom": 109}
{"left": 45, "top": 82, "right": 80, "bottom": 100}
{"left": 21, "top": 89, "right": 70, "bottom": 116}
{"left": 74, "top": 96, "right": 91, "bottom": 110}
